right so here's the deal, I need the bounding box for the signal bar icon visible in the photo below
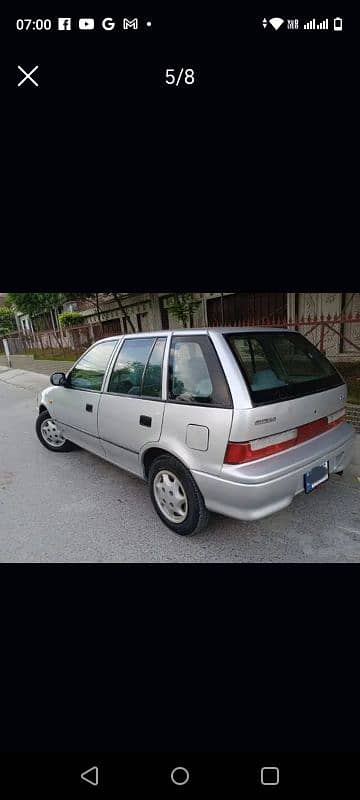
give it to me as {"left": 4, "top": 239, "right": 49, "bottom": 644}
{"left": 304, "top": 18, "right": 329, "bottom": 30}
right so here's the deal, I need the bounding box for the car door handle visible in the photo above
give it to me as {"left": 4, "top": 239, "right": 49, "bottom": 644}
{"left": 86, "top": 404, "right": 93, "bottom": 412}
{"left": 140, "top": 415, "right": 152, "bottom": 427}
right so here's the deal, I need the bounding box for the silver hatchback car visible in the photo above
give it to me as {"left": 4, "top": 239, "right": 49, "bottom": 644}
{"left": 36, "top": 328, "right": 355, "bottom": 535}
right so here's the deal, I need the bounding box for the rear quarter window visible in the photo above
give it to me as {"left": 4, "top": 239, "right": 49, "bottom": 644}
{"left": 168, "top": 335, "right": 232, "bottom": 408}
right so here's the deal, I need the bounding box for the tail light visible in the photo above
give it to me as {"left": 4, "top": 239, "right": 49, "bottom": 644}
{"left": 327, "top": 408, "right": 346, "bottom": 427}
{"left": 224, "top": 408, "right": 346, "bottom": 465}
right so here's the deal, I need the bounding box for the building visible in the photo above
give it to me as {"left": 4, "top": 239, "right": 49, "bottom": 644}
{"left": 291, "top": 292, "right": 360, "bottom": 357}
{"left": 6, "top": 291, "right": 359, "bottom": 360}
{"left": 81, "top": 292, "right": 360, "bottom": 358}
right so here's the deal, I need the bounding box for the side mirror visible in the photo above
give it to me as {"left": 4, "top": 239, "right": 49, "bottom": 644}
{"left": 50, "top": 372, "right": 66, "bottom": 386}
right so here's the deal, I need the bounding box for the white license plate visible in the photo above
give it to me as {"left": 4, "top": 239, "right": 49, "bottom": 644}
{"left": 304, "top": 461, "right": 329, "bottom": 494}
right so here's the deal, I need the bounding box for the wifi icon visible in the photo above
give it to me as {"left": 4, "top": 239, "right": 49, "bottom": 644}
{"left": 269, "top": 17, "right": 285, "bottom": 30}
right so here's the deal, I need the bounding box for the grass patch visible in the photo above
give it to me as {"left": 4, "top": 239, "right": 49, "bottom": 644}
{"left": 346, "top": 380, "right": 360, "bottom": 405}
{"left": 30, "top": 348, "right": 82, "bottom": 362}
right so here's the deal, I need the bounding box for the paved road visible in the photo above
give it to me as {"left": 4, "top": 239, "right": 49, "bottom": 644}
{"left": 0, "top": 378, "right": 359, "bottom": 562}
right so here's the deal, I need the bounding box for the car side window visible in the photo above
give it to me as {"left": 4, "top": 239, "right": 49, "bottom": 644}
{"left": 107, "top": 338, "right": 156, "bottom": 395}
{"left": 142, "top": 338, "right": 166, "bottom": 398}
{"left": 168, "top": 336, "right": 232, "bottom": 407}
{"left": 67, "top": 341, "right": 117, "bottom": 391}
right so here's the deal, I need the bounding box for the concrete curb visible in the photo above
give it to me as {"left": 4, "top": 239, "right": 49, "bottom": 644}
{"left": 0, "top": 368, "right": 50, "bottom": 392}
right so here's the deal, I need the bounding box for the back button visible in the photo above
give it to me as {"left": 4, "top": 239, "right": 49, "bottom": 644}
{"left": 81, "top": 766, "right": 99, "bottom": 787}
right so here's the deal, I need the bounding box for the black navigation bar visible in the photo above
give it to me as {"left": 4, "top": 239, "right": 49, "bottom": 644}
{"left": 0, "top": 754, "right": 358, "bottom": 796}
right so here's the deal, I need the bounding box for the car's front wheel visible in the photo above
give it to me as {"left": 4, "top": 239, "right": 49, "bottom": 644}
{"left": 35, "top": 410, "right": 77, "bottom": 452}
{"left": 148, "top": 455, "right": 210, "bottom": 535}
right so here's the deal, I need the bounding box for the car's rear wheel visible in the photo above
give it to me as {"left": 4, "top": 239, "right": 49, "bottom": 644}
{"left": 36, "top": 410, "right": 77, "bottom": 452}
{"left": 148, "top": 455, "right": 210, "bottom": 535}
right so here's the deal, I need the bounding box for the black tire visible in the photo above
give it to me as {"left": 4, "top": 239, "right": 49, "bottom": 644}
{"left": 148, "top": 455, "right": 210, "bottom": 535}
{"left": 35, "top": 410, "right": 78, "bottom": 453}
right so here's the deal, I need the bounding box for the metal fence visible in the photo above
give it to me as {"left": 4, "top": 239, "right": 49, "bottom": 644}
{"left": 4, "top": 321, "right": 107, "bottom": 358}
{"left": 211, "top": 313, "right": 360, "bottom": 356}
{"left": 3, "top": 313, "right": 360, "bottom": 359}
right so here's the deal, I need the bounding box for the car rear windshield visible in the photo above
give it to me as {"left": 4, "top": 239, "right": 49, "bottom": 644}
{"left": 225, "top": 331, "right": 343, "bottom": 405}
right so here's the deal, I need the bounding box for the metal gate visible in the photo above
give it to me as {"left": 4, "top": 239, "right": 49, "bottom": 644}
{"left": 206, "top": 293, "right": 287, "bottom": 325}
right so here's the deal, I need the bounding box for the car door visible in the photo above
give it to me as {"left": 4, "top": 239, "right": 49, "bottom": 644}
{"left": 52, "top": 338, "right": 119, "bottom": 454}
{"left": 98, "top": 335, "right": 167, "bottom": 475}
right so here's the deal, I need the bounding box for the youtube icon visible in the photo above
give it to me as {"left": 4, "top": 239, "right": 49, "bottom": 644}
{"left": 79, "top": 18, "right": 94, "bottom": 30}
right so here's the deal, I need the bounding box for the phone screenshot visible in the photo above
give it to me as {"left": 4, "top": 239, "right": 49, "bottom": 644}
{"left": 2, "top": 4, "right": 359, "bottom": 796}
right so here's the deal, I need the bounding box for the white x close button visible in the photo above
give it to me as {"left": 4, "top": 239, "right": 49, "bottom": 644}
{"left": 17, "top": 65, "right": 39, "bottom": 86}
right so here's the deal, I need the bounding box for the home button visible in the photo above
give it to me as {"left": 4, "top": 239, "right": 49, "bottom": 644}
{"left": 170, "top": 766, "right": 190, "bottom": 786}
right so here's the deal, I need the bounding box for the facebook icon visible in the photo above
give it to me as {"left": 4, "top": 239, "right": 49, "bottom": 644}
{"left": 58, "top": 18, "right": 72, "bottom": 30}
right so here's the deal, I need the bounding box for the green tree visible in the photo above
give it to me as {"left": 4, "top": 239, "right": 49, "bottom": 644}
{"left": 62, "top": 292, "right": 103, "bottom": 323}
{"left": 102, "top": 292, "right": 136, "bottom": 332}
{"left": 167, "top": 293, "right": 201, "bottom": 328}
{"left": 7, "top": 292, "right": 67, "bottom": 344}
{"left": 58, "top": 311, "right": 86, "bottom": 327}
{"left": 0, "top": 306, "right": 16, "bottom": 337}
{"left": 7, "top": 292, "right": 67, "bottom": 317}
{"left": 9, "top": 291, "right": 138, "bottom": 334}
{"left": 63, "top": 292, "right": 136, "bottom": 332}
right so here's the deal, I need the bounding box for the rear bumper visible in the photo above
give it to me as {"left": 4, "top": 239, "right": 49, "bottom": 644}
{"left": 192, "top": 422, "right": 355, "bottom": 521}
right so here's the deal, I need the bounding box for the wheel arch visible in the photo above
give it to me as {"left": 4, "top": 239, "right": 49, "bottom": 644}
{"left": 142, "top": 446, "right": 191, "bottom": 480}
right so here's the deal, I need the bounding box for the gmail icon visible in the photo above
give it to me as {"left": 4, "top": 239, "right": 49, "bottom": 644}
{"left": 123, "top": 18, "right": 138, "bottom": 29}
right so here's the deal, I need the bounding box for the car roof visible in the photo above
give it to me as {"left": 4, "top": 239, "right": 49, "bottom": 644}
{"left": 94, "top": 327, "right": 290, "bottom": 344}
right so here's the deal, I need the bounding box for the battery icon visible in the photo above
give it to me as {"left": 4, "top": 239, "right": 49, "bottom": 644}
{"left": 333, "top": 17, "right": 343, "bottom": 31}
